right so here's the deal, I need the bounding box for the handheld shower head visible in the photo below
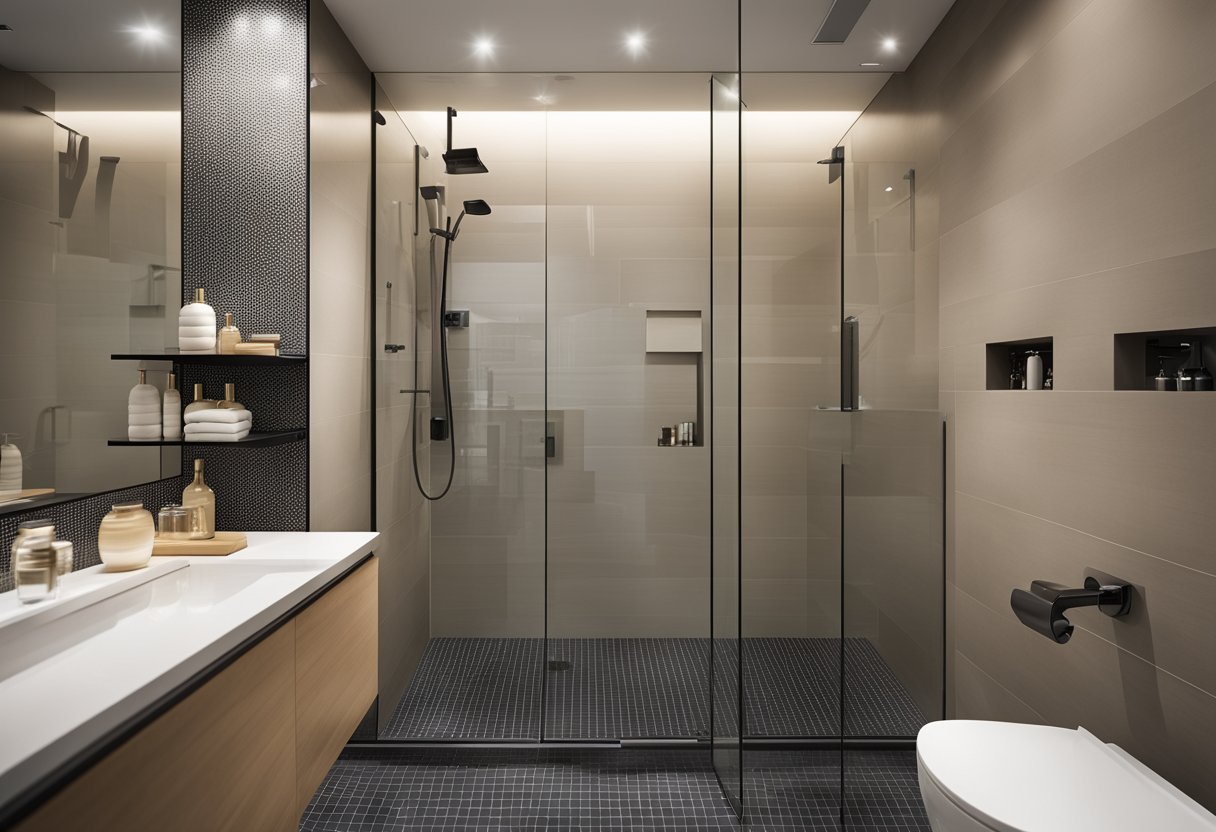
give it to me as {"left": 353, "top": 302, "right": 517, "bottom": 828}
{"left": 420, "top": 185, "right": 446, "bottom": 233}
{"left": 430, "top": 199, "right": 491, "bottom": 241}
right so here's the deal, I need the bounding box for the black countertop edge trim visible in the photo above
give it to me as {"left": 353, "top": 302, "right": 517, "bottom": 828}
{"left": 0, "top": 551, "right": 375, "bottom": 829}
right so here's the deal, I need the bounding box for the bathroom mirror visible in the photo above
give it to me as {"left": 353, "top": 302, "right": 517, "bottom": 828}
{"left": 0, "top": 2, "right": 182, "bottom": 514}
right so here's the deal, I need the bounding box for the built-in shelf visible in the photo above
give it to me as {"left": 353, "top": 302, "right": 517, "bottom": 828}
{"left": 1114, "top": 326, "right": 1215, "bottom": 391}
{"left": 108, "top": 430, "right": 306, "bottom": 448}
{"left": 111, "top": 350, "right": 305, "bottom": 366}
{"left": 985, "top": 337, "right": 1053, "bottom": 390}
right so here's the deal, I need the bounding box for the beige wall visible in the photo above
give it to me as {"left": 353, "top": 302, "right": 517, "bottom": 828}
{"left": 853, "top": 0, "right": 1216, "bottom": 808}
{"left": 308, "top": 0, "right": 372, "bottom": 534}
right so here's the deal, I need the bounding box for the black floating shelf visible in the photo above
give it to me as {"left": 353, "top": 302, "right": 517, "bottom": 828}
{"left": 110, "top": 350, "right": 306, "bottom": 366}
{"left": 109, "top": 430, "right": 306, "bottom": 448}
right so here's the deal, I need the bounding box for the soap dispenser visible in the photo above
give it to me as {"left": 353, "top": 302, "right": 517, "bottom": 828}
{"left": 178, "top": 287, "right": 217, "bottom": 353}
{"left": 0, "top": 433, "right": 21, "bottom": 495}
{"left": 217, "top": 383, "right": 244, "bottom": 411}
{"left": 184, "top": 383, "right": 217, "bottom": 416}
{"left": 163, "top": 372, "right": 182, "bottom": 440}
{"left": 218, "top": 312, "right": 242, "bottom": 355}
{"left": 128, "top": 369, "right": 161, "bottom": 441}
{"left": 182, "top": 458, "right": 216, "bottom": 539}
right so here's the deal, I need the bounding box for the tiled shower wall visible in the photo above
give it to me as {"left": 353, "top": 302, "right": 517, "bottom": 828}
{"left": 850, "top": 0, "right": 1216, "bottom": 809}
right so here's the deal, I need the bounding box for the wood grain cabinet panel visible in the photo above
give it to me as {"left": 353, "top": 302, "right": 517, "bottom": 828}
{"left": 18, "top": 624, "right": 298, "bottom": 832}
{"left": 294, "top": 558, "right": 378, "bottom": 814}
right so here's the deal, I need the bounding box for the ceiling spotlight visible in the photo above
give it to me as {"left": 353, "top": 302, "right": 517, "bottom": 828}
{"left": 533, "top": 94, "right": 553, "bottom": 105}
{"left": 881, "top": 36, "right": 898, "bottom": 52}
{"left": 473, "top": 35, "right": 495, "bottom": 58}
{"left": 860, "top": 61, "right": 881, "bottom": 67}
{"left": 884, "top": 186, "right": 894, "bottom": 192}
{"left": 624, "top": 31, "right": 647, "bottom": 56}
{"left": 128, "top": 23, "right": 165, "bottom": 43}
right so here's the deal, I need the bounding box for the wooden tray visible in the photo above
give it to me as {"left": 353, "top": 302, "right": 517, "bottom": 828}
{"left": 152, "top": 532, "right": 248, "bottom": 556}
{"left": 0, "top": 488, "right": 55, "bottom": 505}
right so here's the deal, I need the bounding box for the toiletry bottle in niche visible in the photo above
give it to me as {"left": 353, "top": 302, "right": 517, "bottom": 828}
{"left": 1009, "top": 352, "right": 1023, "bottom": 390}
{"left": 182, "top": 458, "right": 216, "bottom": 539}
{"left": 178, "top": 287, "right": 217, "bottom": 353}
{"left": 1044, "top": 367, "right": 1053, "bottom": 390}
{"left": 218, "top": 312, "right": 242, "bottom": 355}
{"left": 0, "top": 433, "right": 22, "bottom": 495}
{"left": 163, "top": 372, "right": 182, "bottom": 440}
{"left": 128, "top": 369, "right": 161, "bottom": 440}
{"left": 218, "top": 382, "right": 244, "bottom": 411}
{"left": 1025, "top": 351, "right": 1043, "bottom": 390}
{"left": 184, "top": 383, "right": 217, "bottom": 416}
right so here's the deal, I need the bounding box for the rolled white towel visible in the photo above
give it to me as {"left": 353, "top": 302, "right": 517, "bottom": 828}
{"left": 185, "top": 419, "right": 251, "bottom": 435}
{"left": 184, "top": 408, "right": 252, "bottom": 425}
{"left": 128, "top": 425, "right": 162, "bottom": 441}
{"left": 186, "top": 430, "right": 251, "bottom": 442}
{"left": 128, "top": 411, "right": 162, "bottom": 427}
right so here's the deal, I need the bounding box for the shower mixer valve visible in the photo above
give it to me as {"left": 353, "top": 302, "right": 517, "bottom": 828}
{"left": 443, "top": 310, "right": 470, "bottom": 328}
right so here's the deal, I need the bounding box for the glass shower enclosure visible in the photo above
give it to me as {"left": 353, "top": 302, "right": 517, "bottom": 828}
{"left": 371, "top": 69, "right": 943, "bottom": 827}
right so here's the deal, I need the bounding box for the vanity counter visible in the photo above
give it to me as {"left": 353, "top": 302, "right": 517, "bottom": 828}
{"left": 0, "top": 531, "right": 379, "bottom": 819}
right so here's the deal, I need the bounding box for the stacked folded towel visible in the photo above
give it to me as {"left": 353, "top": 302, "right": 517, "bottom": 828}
{"left": 184, "top": 408, "right": 253, "bottom": 442}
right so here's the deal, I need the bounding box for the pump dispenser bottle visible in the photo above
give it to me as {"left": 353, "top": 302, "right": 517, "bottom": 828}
{"left": 163, "top": 372, "right": 182, "bottom": 440}
{"left": 128, "top": 369, "right": 161, "bottom": 441}
{"left": 218, "top": 383, "right": 244, "bottom": 411}
{"left": 218, "top": 312, "right": 241, "bottom": 355}
{"left": 178, "top": 287, "right": 217, "bottom": 353}
{"left": 184, "top": 383, "right": 217, "bottom": 416}
{"left": 182, "top": 458, "right": 216, "bottom": 539}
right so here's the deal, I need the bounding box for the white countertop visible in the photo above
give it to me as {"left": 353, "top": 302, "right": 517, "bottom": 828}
{"left": 0, "top": 531, "right": 379, "bottom": 810}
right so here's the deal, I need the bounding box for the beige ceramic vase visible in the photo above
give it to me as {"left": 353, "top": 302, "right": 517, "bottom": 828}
{"left": 98, "top": 502, "right": 155, "bottom": 571}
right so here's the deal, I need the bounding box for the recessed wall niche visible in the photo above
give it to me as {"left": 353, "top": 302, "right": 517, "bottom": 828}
{"left": 645, "top": 310, "right": 705, "bottom": 446}
{"left": 1114, "top": 326, "right": 1216, "bottom": 391}
{"left": 985, "top": 337, "right": 1054, "bottom": 391}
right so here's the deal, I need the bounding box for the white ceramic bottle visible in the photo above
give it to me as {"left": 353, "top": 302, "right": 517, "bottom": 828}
{"left": 1026, "top": 352, "right": 1044, "bottom": 391}
{"left": 128, "top": 369, "right": 161, "bottom": 441}
{"left": 0, "top": 433, "right": 22, "bottom": 495}
{"left": 163, "top": 372, "right": 182, "bottom": 440}
{"left": 178, "top": 287, "right": 217, "bottom": 353}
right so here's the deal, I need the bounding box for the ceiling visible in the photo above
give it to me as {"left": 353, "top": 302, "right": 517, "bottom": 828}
{"left": 327, "top": 0, "right": 956, "bottom": 73}
{"left": 0, "top": 0, "right": 179, "bottom": 72}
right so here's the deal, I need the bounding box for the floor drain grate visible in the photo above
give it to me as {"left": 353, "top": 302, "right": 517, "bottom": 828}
{"left": 547, "top": 660, "right": 572, "bottom": 672}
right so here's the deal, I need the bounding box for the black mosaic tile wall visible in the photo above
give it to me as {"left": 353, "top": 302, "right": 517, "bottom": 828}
{"left": 181, "top": 0, "right": 310, "bottom": 531}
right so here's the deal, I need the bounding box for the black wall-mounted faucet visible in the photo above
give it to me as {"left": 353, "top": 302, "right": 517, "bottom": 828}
{"left": 1010, "top": 576, "right": 1132, "bottom": 644}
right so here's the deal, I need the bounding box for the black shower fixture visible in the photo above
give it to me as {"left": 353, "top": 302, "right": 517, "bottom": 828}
{"left": 373, "top": 110, "right": 387, "bottom": 125}
{"left": 431, "top": 199, "right": 492, "bottom": 241}
{"left": 442, "top": 107, "right": 488, "bottom": 175}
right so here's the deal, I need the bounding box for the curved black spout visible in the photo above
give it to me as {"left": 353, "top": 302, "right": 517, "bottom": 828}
{"left": 1011, "top": 576, "right": 1131, "bottom": 644}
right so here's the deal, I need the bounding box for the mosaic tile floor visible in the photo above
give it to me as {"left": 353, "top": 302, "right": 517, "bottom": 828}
{"left": 381, "top": 638, "right": 927, "bottom": 741}
{"left": 299, "top": 748, "right": 930, "bottom": 832}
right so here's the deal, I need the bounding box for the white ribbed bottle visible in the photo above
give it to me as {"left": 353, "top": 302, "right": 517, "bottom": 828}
{"left": 0, "top": 433, "right": 22, "bottom": 495}
{"left": 163, "top": 372, "right": 182, "bottom": 440}
{"left": 178, "top": 287, "right": 216, "bottom": 353}
{"left": 128, "top": 369, "right": 161, "bottom": 441}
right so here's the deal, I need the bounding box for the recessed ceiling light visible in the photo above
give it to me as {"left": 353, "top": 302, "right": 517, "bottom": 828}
{"left": 860, "top": 61, "right": 881, "bottom": 67}
{"left": 473, "top": 35, "right": 495, "bottom": 58}
{"left": 128, "top": 23, "right": 165, "bottom": 43}
{"left": 624, "top": 30, "right": 647, "bottom": 57}
{"left": 881, "top": 36, "right": 898, "bottom": 52}
{"left": 533, "top": 94, "right": 553, "bottom": 104}
{"left": 884, "top": 186, "right": 893, "bottom": 192}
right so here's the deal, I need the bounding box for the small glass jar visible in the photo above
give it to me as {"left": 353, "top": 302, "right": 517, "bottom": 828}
{"left": 14, "top": 534, "right": 58, "bottom": 604}
{"left": 158, "top": 505, "right": 191, "bottom": 540}
{"left": 98, "top": 502, "right": 155, "bottom": 571}
{"left": 10, "top": 518, "right": 55, "bottom": 564}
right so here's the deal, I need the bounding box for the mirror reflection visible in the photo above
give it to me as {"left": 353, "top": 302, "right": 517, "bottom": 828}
{"left": 0, "top": 4, "right": 182, "bottom": 513}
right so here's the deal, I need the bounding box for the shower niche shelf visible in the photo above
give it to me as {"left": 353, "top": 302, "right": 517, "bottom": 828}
{"left": 646, "top": 310, "right": 705, "bottom": 447}
{"left": 986, "top": 337, "right": 1053, "bottom": 390}
{"left": 1114, "top": 326, "right": 1216, "bottom": 391}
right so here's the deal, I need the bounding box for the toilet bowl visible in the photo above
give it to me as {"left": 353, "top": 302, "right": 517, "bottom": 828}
{"left": 916, "top": 720, "right": 1216, "bottom": 832}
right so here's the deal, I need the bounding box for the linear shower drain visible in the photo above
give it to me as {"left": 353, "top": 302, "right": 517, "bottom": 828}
{"left": 547, "top": 660, "right": 573, "bottom": 671}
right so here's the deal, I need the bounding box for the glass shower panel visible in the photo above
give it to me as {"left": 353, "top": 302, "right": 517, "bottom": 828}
{"left": 544, "top": 94, "right": 712, "bottom": 741}
{"left": 377, "top": 102, "right": 547, "bottom": 741}
{"left": 840, "top": 153, "right": 944, "bottom": 742}
{"left": 710, "top": 72, "right": 742, "bottom": 815}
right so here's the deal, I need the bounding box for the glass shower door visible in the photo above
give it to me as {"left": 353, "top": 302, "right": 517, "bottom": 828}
{"left": 710, "top": 72, "right": 743, "bottom": 814}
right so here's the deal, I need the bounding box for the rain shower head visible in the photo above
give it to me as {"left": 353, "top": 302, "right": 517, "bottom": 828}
{"left": 431, "top": 198, "right": 491, "bottom": 241}
{"left": 443, "top": 106, "right": 488, "bottom": 175}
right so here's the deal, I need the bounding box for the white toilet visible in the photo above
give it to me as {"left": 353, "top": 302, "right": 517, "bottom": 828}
{"left": 916, "top": 720, "right": 1216, "bottom": 832}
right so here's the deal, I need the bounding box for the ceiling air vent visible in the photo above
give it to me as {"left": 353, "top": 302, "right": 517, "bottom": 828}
{"left": 813, "top": 0, "right": 872, "bottom": 44}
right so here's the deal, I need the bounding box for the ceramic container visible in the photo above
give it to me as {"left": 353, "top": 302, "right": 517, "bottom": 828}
{"left": 98, "top": 502, "right": 155, "bottom": 571}
{"left": 178, "top": 287, "right": 217, "bottom": 353}
{"left": 163, "top": 372, "right": 182, "bottom": 440}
